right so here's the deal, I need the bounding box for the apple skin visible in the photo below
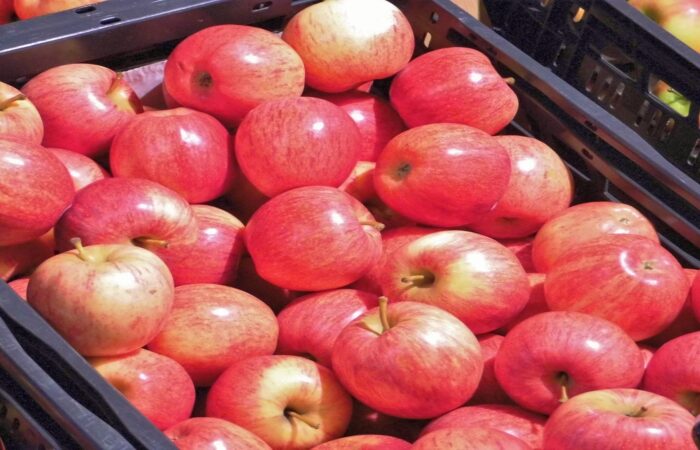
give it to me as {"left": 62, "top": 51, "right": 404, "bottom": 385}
{"left": 500, "top": 273, "right": 548, "bottom": 333}
{"left": 638, "top": 345, "right": 656, "bottom": 370}
{"left": 0, "top": 229, "right": 55, "bottom": 281}
{"left": 13, "top": 0, "right": 104, "bottom": 19}
{"left": 661, "top": 1, "right": 700, "bottom": 52}
{"left": 89, "top": 349, "right": 195, "bottom": 431}
{"left": 22, "top": 64, "right": 143, "bottom": 157}
{"left": 643, "top": 331, "right": 700, "bottom": 415}
{"left": 544, "top": 235, "right": 689, "bottom": 341}
{"left": 206, "top": 355, "right": 353, "bottom": 450}
{"left": 420, "top": 404, "right": 546, "bottom": 450}
{"left": 164, "top": 417, "right": 271, "bottom": 450}
{"left": 469, "top": 136, "right": 574, "bottom": 239}
{"left": 7, "top": 278, "right": 29, "bottom": 300}
{"left": 542, "top": 388, "right": 697, "bottom": 450}
{"left": 345, "top": 400, "right": 426, "bottom": 442}
{"left": 27, "top": 243, "right": 174, "bottom": 357}
{"left": 282, "top": 0, "right": 414, "bottom": 93}
{"left": 310, "top": 435, "right": 411, "bottom": 450}
{"left": 331, "top": 301, "right": 483, "bottom": 419}
{"left": 110, "top": 108, "right": 235, "bottom": 203}
{"left": 390, "top": 47, "right": 518, "bottom": 134}
{"left": 276, "top": 289, "right": 377, "bottom": 367}
{"left": 48, "top": 148, "right": 109, "bottom": 191}
{"left": 374, "top": 123, "right": 511, "bottom": 227}
{"left": 233, "top": 256, "right": 296, "bottom": 314}
{"left": 693, "top": 270, "right": 700, "bottom": 321}
{"left": 628, "top": 0, "right": 679, "bottom": 22}
{"left": 164, "top": 25, "right": 304, "bottom": 127}
{"left": 413, "top": 427, "right": 532, "bottom": 450}
{"left": 0, "top": 0, "right": 12, "bottom": 23}
{"left": 499, "top": 237, "right": 535, "bottom": 272}
{"left": 531, "top": 201, "right": 659, "bottom": 272}
{"left": 494, "top": 311, "right": 645, "bottom": 415}
{"left": 0, "top": 139, "right": 73, "bottom": 246}
{"left": 147, "top": 284, "right": 278, "bottom": 387}
{"left": 380, "top": 230, "right": 530, "bottom": 334}
{"left": 235, "top": 97, "right": 360, "bottom": 197}
{"left": 245, "top": 186, "right": 382, "bottom": 291}
{"left": 0, "top": 82, "right": 43, "bottom": 144}
{"left": 643, "top": 269, "right": 699, "bottom": 347}
{"left": 470, "top": 334, "right": 513, "bottom": 405}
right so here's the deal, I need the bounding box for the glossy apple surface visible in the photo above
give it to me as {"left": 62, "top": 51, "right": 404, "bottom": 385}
{"left": 235, "top": 97, "right": 360, "bottom": 197}
{"left": 7, "top": 278, "right": 29, "bottom": 300}
{"left": 0, "top": 81, "right": 43, "bottom": 143}
{"left": 311, "top": 435, "right": 411, "bottom": 450}
{"left": 14, "top": 0, "right": 103, "bottom": 19}
{"left": 644, "top": 268, "right": 699, "bottom": 347}
{"left": 0, "top": 230, "right": 54, "bottom": 281}
{"left": 470, "top": 334, "right": 512, "bottom": 405}
{"left": 374, "top": 124, "right": 511, "bottom": 227}
{"left": 413, "top": 427, "right": 531, "bottom": 450}
{"left": 48, "top": 148, "right": 108, "bottom": 191}
{"left": 500, "top": 273, "right": 548, "bottom": 333}
{"left": 499, "top": 237, "right": 535, "bottom": 272}
{"left": 233, "top": 256, "right": 296, "bottom": 314}
{"left": 544, "top": 235, "right": 688, "bottom": 341}
{"left": 164, "top": 25, "right": 304, "bottom": 127}
{"left": 165, "top": 417, "right": 271, "bottom": 450}
{"left": 639, "top": 345, "right": 656, "bottom": 370}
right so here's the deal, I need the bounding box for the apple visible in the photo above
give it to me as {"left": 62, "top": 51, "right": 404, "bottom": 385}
{"left": 374, "top": 124, "right": 511, "bottom": 227}
{"left": 644, "top": 269, "right": 699, "bottom": 347}
{"left": 380, "top": 230, "right": 530, "bottom": 334}
{"left": 331, "top": 299, "right": 483, "bottom": 419}
{"left": 245, "top": 186, "right": 382, "bottom": 291}
{"left": 345, "top": 400, "right": 426, "bottom": 442}
{"left": 499, "top": 237, "right": 536, "bottom": 272}
{"left": 500, "top": 273, "right": 548, "bottom": 333}
{"left": 7, "top": 278, "right": 29, "bottom": 300}
{"left": 110, "top": 108, "right": 235, "bottom": 203}
{"left": 693, "top": 270, "right": 700, "bottom": 321}
{"left": 0, "top": 0, "right": 12, "bottom": 23}
{"left": 22, "top": 64, "right": 142, "bottom": 157}
{"left": 282, "top": 0, "right": 414, "bottom": 93}
{"left": 0, "top": 82, "right": 43, "bottom": 144}
{"left": 660, "top": 1, "right": 700, "bottom": 52}
{"left": 0, "top": 139, "right": 73, "bottom": 246}
{"left": 544, "top": 234, "right": 689, "bottom": 341}
{"left": 13, "top": 0, "right": 104, "bottom": 19}
{"left": 276, "top": 289, "right": 377, "bottom": 367}
{"left": 224, "top": 170, "right": 269, "bottom": 223}
{"left": 27, "top": 240, "right": 174, "bottom": 357}
{"left": 542, "top": 388, "right": 697, "bottom": 449}
{"left": 233, "top": 256, "right": 296, "bottom": 314}
{"left": 206, "top": 355, "right": 353, "bottom": 450}
{"left": 531, "top": 201, "right": 659, "bottom": 272}
{"left": 390, "top": 47, "right": 518, "bottom": 134}
{"left": 494, "top": 311, "right": 645, "bottom": 415}
{"left": 694, "top": 418, "right": 700, "bottom": 447}
{"left": 470, "top": 334, "right": 512, "bottom": 405}
{"left": 164, "top": 417, "right": 271, "bottom": 450}
{"left": 420, "top": 404, "right": 546, "bottom": 449}
{"left": 0, "top": 229, "right": 54, "bottom": 281}
{"left": 163, "top": 25, "right": 304, "bottom": 127}
{"left": 413, "top": 427, "right": 532, "bottom": 450}
{"left": 469, "top": 135, "right": 574, "bottom": 239}
{"left": 643, "top": 331, "right": 700, "bottom": 415}
{"left": 639, "top": 345, "right": 656, "bottom": 370}
{"left": 89, "top": 349, "right": 194, "bottom": 430}
{"left": 628, "top": 0, "right": 679, "bottom": 23}
{"left": 48, "top": 148, "right": 108, "bottom": 191}
{"left": 235, "top": 97, "right": 360, "bottom": 197}
{"left": 311, "top": 435, "right": 411, "bottom": 450}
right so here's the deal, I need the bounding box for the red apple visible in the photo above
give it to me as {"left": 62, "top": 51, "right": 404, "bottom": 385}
{"left": 234, "top": 256, "right": 296, "bottom": 314}
{"left": 499, "top": 237, "right": 536, "bottom": 272}
{"left": 470, "top": 334, "right": 512, "bottom": 405}
{"left": 413, "top": 427, "right": 532, "bottom": 450}
{"left": 0, "top": 229, "right": 54, "bottom": 281}
{"left": 110, "top": 108, "right": 235, "bottom": 203}
{"left": 245, "top": 186, "right": 382, "bottom": 291}
{"left": 206, "top": 355, "right": 353, "bottom": 450}
{"left": 639, "top": 345, "right": 656, "bottom": 370}
{"left": 22, "top": 64, "right": 142, "bottom": 157}
{"left": 276, "top": 289, "right": 377, "bottom": 367}
{"left": 469, "top": 136, "right": 574, "bottom": 238}
{"left": 644, "top": 269, "right": 699, "bottom": 347}
{"left": 0, "top": 0, "right": 12, "bottom": 23}
{"left": 90, "top": 349, "right": 195, "bottom": 430}
{"left": 380, "top": 230, "right": 530, "bottom": 334}
{"left": 494, "top": 311, "right": 645, "bottom": 415}
{"left": 373, "top": 124, "right": 511, "bottom": 227}
{"left": 165, "top": 417, "right": 271, "bottom": 450}
{"left": 0, "top": 81, "right": 43, "bottom": 144}
{"left": 543, "top": 388, "right": 696, "bottom": 450}
{"left": 694, "top": 270, "right": 700, "bottom": 321}
{"left": 345, "top": 401, "right": 426, "bottom": 442}
{"left": 48, "top": 148, "right": 108, "bottom": 191}
{"left": 332, "top": 299, "right": 483, "bottom": 419}
{"left": 282, "top": 0, "right": 414, "bottom": 93}
{"left": 390, "top": 47, "right": 518, "bottom": 134}
{"left": 420, "top": 404, "right": 546, "bottom": 449}
{"left": 14, "top": 0, "right": 104, "bottom": 19}
{"left": 0, "top": 139, "right": 73, "bottom": 246}
{"left": 544, "top": 235, "right": 688, "bottom": 341}
{"left": 235, "top": 97, "right": 360, "bottom": 197}
{"left": 7, "top": 278, "right": 29, "bottom": 300}
{"left": 500, "top": 273, "right": 548, "bottom": 333}
{"left": 531, "top": 201, "right": 659, "bottom": 272}
{"left": 163, "top": 25, "right": 304, "bottom": 127}
{"left": 311, "top": 435, "right": 410, "bottom": 450}
{"left": 27, "top": 241, "right": 174, "bottom": 357}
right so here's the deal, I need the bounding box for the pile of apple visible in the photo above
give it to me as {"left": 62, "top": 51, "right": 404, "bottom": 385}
{"left": 1, "top": 0, "right": 699, "bottom": 449}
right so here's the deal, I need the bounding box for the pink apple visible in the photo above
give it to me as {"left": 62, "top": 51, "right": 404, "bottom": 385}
{"left": 332, "top": 299, "right": 483, "bottom": 419}
{"left": 390, "top": 47, "right": 518, "bottom": 134}
{"left": 164, "top": 25, "right": 304, "bottom": 127}
{"left": 531, "top": 201, "right": 659, "bottom": 272}
{"left": 245, "top": 186, "right": 382, "bottom": 291}
{"left": 311, "top": 435, "right": 410, "bottom": 450}
{"left": 48, "top": 148, "right": 108, "bottom": 191}
{"left": 470, "top": 334, "right": 512, "bottom": 405}
{"left": 165, "top": 417, "right": 271, "bottom": 450}
{"left": 494, "top": 311, "right": 645, "bottom": 415}
{"left": 499, "top": 237, "right": 536, "bottom": 272}
{"left": 0, "top": 229, "right": 54, "bottom": 281}
{"left": 545, "top": 235, "right": 689, "bottom": 341}
{"left": 206, "top": 355, "right": 353, "bottom": 450}
{"left": 639, "top": 345, "right": 656, "bottom": 370}
{"left": 413, "top": 427, "right": 532, "bottom": 450}
{"left": 233, "top": 256, "right": 296, "bottom": 314}
{"left": 694, "top": 270, "right": 700, "bottom": 321}
{"left": 644, "top": 269, "right": 699, "bottom": 347}
{"left": 27, "top": 241, "right": 173, "bottom": 356}
{"left": 282, "top": 0, "right": 414, "bottom": 93}
{"left": 147, "top": 284, "right": 278, "bottom": 386}
{"left": 0, "top": 0, "right": 12, "bottom": 23}
{"left": 500, "top": 273, "right": 548, "bottom": 333}
{"left": 0, "top": 139, "right": 73, "bottom": 246}
{"left": 380, "top": 230, "right": 530, "bottom": 334}
{"left": 345, "top": 401, "right": 426, "bottom": 442}
{"left": 0, "top": 81, "right": 43, "bottom": 144}
{"left": 13, "top": 0, "right": 104, "bottom": 19}
{"left": 22, "top": 64, "right": 142, "bottom": 157}
{"left": 7, "top": 278, "right": 29, "bottom": 300}
{"left": 276, "top": 289, "right": 377, "bottom": 367}
{"left": 90, "top": 349, "right": 194, "bottom": 430}
{"left": 110, "top": 108, "right": 235, "bottom": 203}
{"left": 235, "top": 97, "right": 360, "bottom": 197}
{"left": 373, "top": 124, "right": 511, "bottom": 227}
{"left": 543, "top": 388, "right": 696, "bottom": 449}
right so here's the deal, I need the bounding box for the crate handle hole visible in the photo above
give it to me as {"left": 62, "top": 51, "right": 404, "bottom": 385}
{"left": 635, "top": 100, "right": 650, "bottom": 127}
{"left": 423, "top": 32, "right": 432, "bottom": 48}
{"left": 660, "top": 118, "right": 675, "bottom": 141}
{"left": 687, "top": 139, "right": 700, "bottom": 167}
{"left": 647, "top": 109, "right": 663, "bottom": 135}
{"left": 585, "top": 69, "right": 599, "bottom": 92}
{"left": 648, "top": 77, "right": 691, "bottom": 118}
{"left": 252, "top": 1, "right": 272, "bottom": 12}
{"left": 610, "top": 83, "right": 625, "bottom": 109}
{"left": 75, "top": 5, "right": 95, "bottom": 14}
{"left": 430, "top": 11, "right": 439, "bottom": 23}
{"left": 597, "top": 77, "right": 613, "bottom": 101}
{"left": 100, "top": 16, "right": 121, "bottom": 25}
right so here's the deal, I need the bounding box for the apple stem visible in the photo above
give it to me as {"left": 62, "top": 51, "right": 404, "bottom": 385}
{"left": 286, "top": 411, "right": 320, "bottom": 429}
{"left": 558, "top": 373, "right": 569, "bottom": 403}
{"left": 133, "top": 237, "right": 169, "bottom": 248}
{"left": 378, "top": 296, "right": 391, "bottom": 333}
{"left": 70, "top": 237, "right": 93, "bottom": 262}
{"left": 0, "top": 93, "right": 26, "bottom": 110}
{"left": 359, "top": 220, "right": 385, "bottom": 231}
{"left": 401, "top": 274, "right": 426, "bottom": 284}
{"left": 503, "top": 77, "right": 516, "bottom": 85}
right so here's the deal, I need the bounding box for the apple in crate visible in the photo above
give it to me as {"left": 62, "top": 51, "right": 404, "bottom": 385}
{"left": 234, "top": 256, "right": 296, "bottom": 314}
{"left": 14, "top": 0, "right": 104, "bottom": 19}
{"left": 470, "top": 334, "right": 512, "bottom": 405}
{"left": 0, "top": 81, "right": 43, "bottom": 144}
{"left": 500, "top": 273, "right": 548, "bottom": 333}
{"left": 49, "top": 148, "right": 108, "bottom": 191}
{"left": 0, "top": 230, "right": 54, "bottom": 281}
{"left": 694, "top": 270, "right": 700, "bottom": 320}
{"left": 499, "top": 237, "right": 535, "bottom": 272}
{"left": 311, "top": 435, "right": 411, "bottom": 450}
{"left": 0, "top": 0, "right": 12, "bottom": 23}
{"left": 644, "top": 268, "right": 699, "bottom": 347}
{"left": 165, "top": 417, "right": 271, "bottom": 450}
{"left": 27, "top": 240, "right": 174, "bottom": 357}
{"left": 7, "top": 278, "right": 29, "bottom": 300}
{"left": 413, "top": 427, "right": 531, "bottom": 450}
